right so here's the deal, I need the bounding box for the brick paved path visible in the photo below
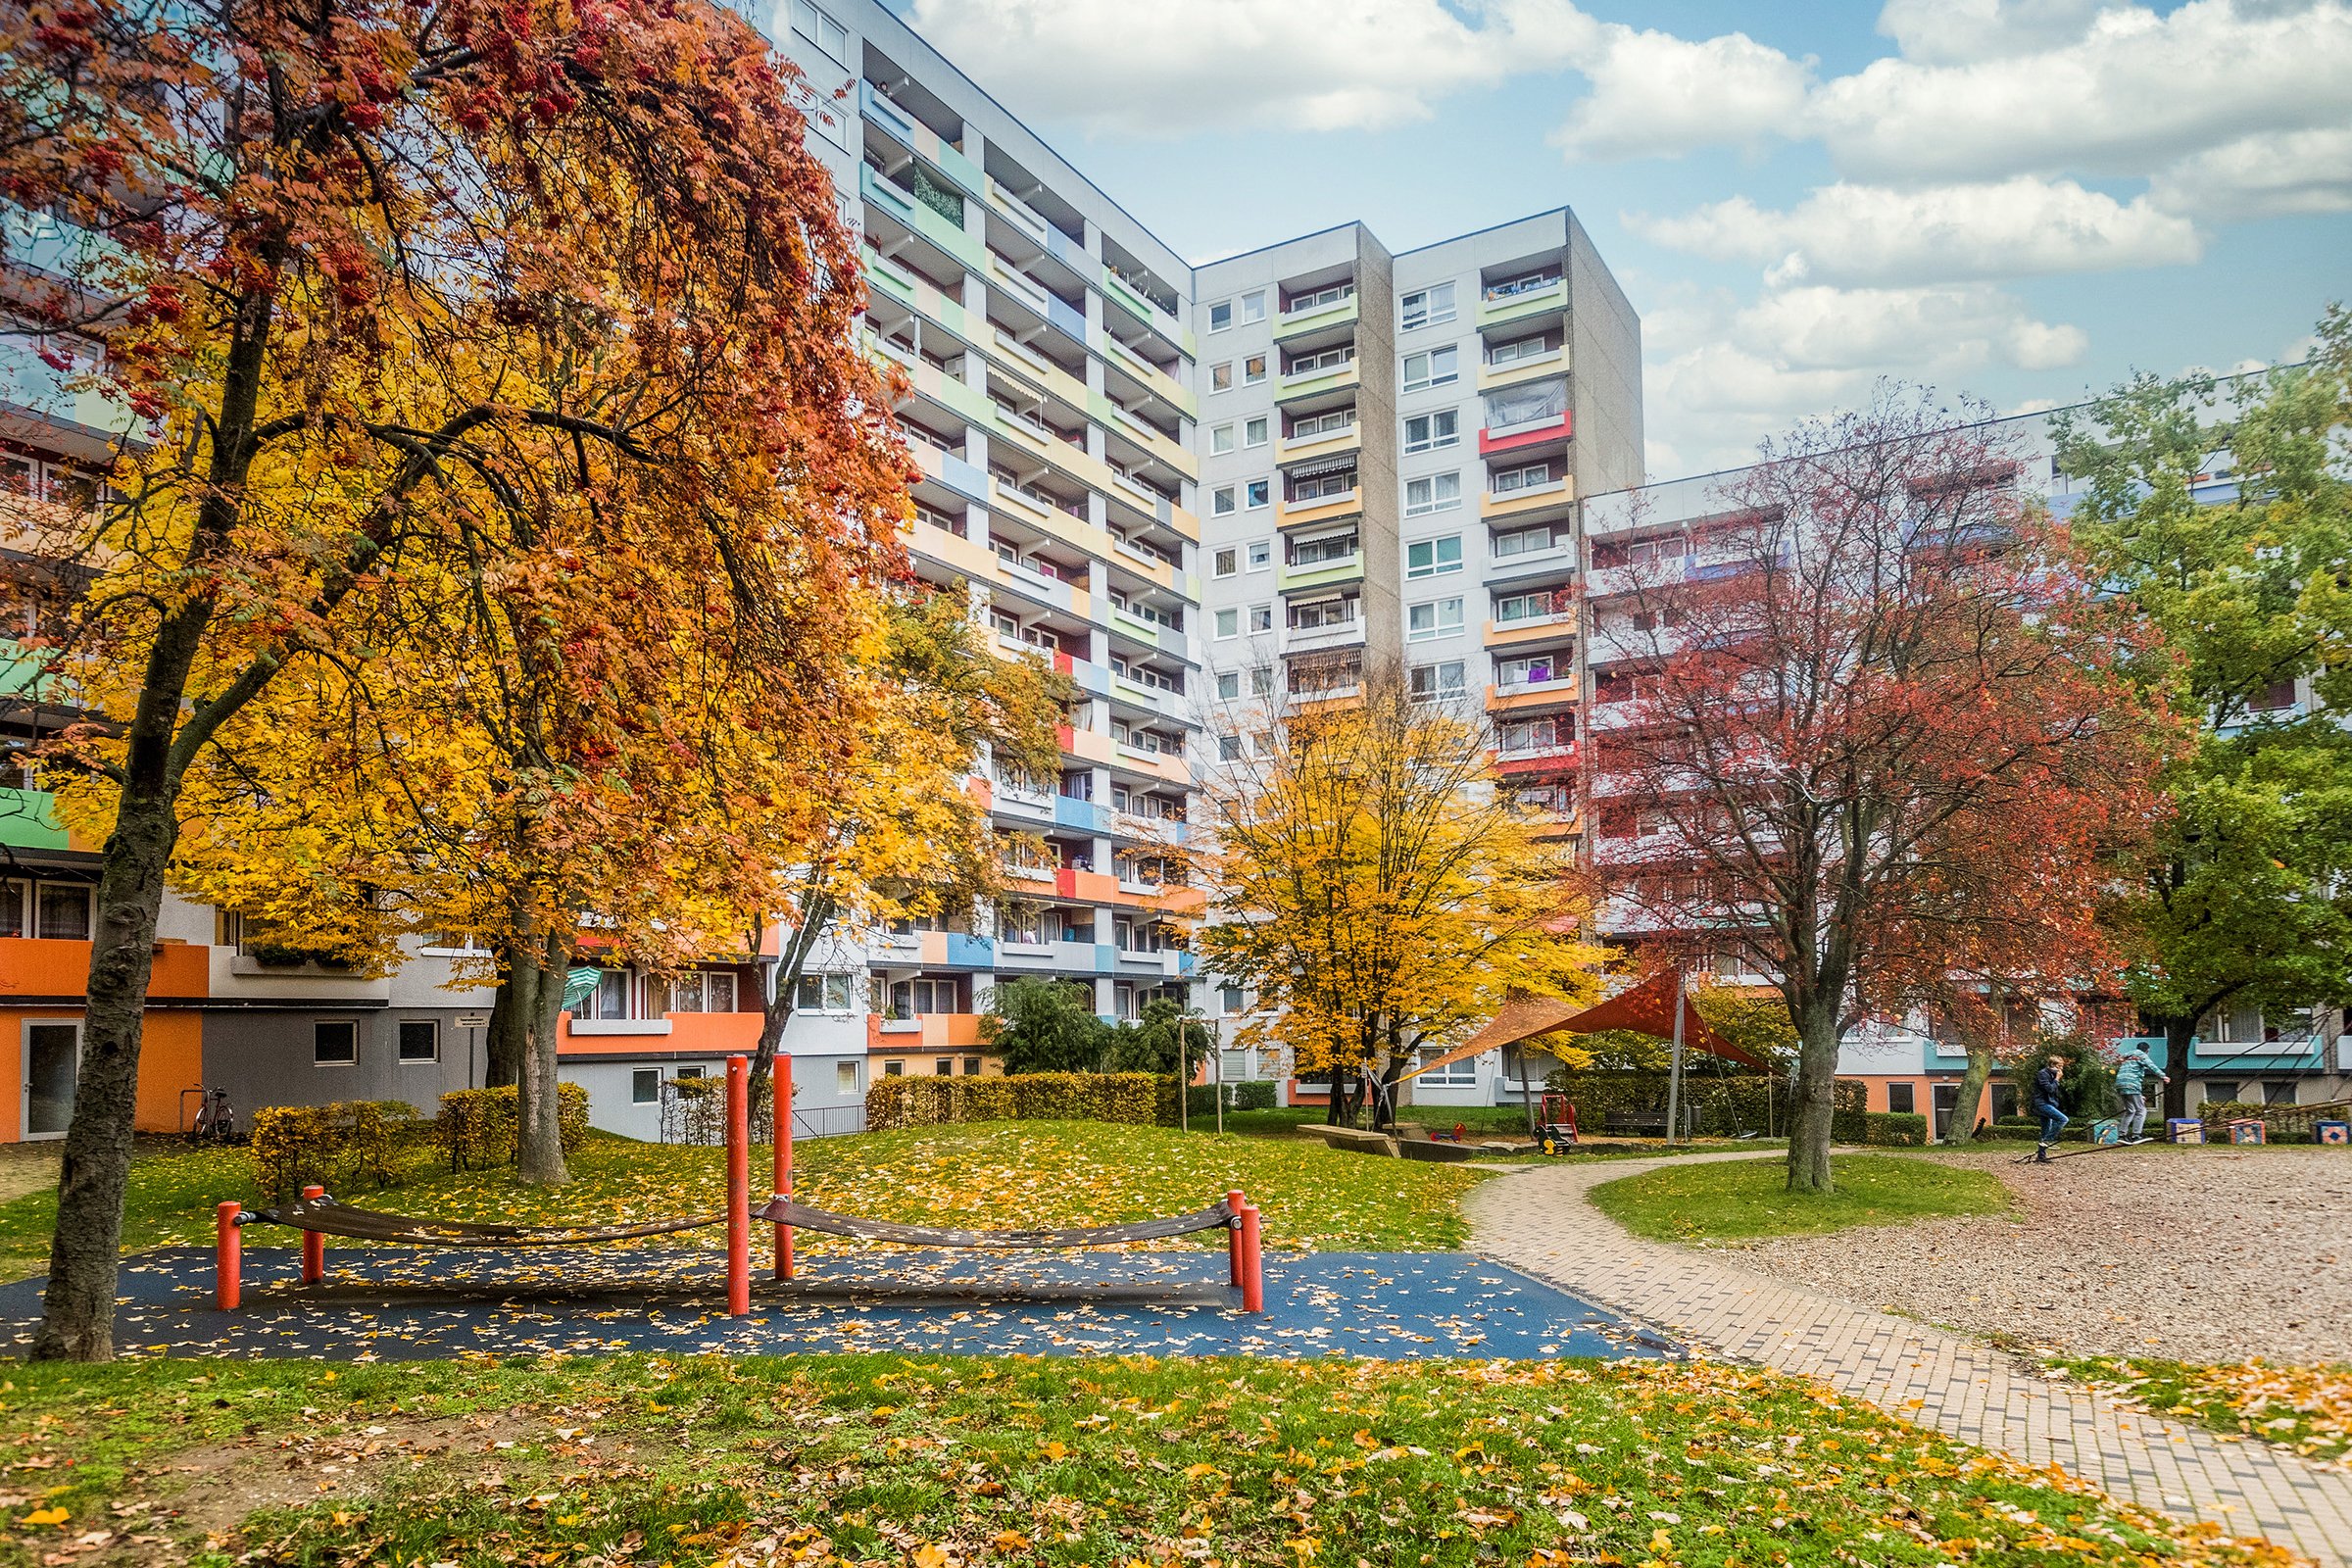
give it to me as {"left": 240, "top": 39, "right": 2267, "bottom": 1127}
{"left": 1468, "top": 1152, "right": 2352, "bottom": 1565}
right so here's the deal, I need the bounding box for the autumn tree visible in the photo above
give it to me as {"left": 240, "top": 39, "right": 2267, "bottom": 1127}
{"left": 2057, "top": 308, "right": 2352, "bottom": 1123}
{"left": 1, "top": 0, "right": 906, "bottom": 1357}
{"left": 1197, "top": 665, "right": 1604, "bottom": 1127}
{"left": 1591, "top": 387, "right": 2166, "bottom": 1192}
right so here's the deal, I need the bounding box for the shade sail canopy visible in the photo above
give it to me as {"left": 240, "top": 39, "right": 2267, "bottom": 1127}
{"left": 1398, "top": 969, "right": 1771, "bottom": 1083}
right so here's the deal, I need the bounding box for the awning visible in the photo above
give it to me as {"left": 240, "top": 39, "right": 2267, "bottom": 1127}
{"left": 1283, "top": 453, "right": 1358, "bottom": 481}
{"left": 1397, "top": 968, "right": 1769, "bottom": 1083}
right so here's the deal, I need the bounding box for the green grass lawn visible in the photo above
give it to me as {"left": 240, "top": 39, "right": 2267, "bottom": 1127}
{"left": 1589, "top": 1153, "right": 2015, "bottom": 1244}
{"left": 2048, "top": 1355, "right": 2351, "bottom": 1466}
{"left": 0, "top": 1352, "right": 2293, "bottom": 1568}
{"left": 0, "top": 1119, "right": 1487, "bottom": 1282}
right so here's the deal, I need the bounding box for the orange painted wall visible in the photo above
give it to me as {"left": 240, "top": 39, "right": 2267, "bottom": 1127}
{"left": 0, "top": 940, "right": 208, "bottom": 1002}
{"left": 1, "top": 1007, "right": 203, "bottom": 1142}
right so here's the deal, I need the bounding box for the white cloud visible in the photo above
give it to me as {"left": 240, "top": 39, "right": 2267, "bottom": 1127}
{"left": 2148, "top": 127, "right": 2352, "bottom": 220}
{"left": 1550, "top": 27, "right": 1812, "bottom": 161}
{"left": 1813, "top": 1, "right": 2352, "bottom": 182}
{"left": 900, "top": 0, "right": 1597, "bottom": 134}
{"left": 1632, "top": 177, "right": 2201, "bottom": 288}
{"left": 1643, "top": 284, "right": 2090, "bottom": 473}
{"left": 1874, "top": 0, "right": 2108, "bottom": 65}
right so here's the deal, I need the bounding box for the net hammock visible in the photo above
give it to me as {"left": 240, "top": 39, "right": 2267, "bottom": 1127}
{"left": 755, "top": 1196, "right": 1239, "bottom": 1250}
{"left": 248, "top": 1198, "right": 722, "bottom": 1248}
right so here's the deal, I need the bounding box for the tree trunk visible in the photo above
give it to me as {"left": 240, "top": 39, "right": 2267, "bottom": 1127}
{"left": 1944, "top": 1039, "right": 1993, "bottom": 1146}
{"left": 484, "top": 967, "right": 527, "bottom": 1089}
{"left": 749, "top": 894, "right": 831, "bottom": 1129}
{"left": 2161, "top": 1015, "right": 2193, "bottom": 1125}
{"left": 1785, "top": 993, "right": 1840, "bottom": 1193}
{"left": 514, "top": 926, "right": 569, "bottom": 1186}
{"left": 30, "top": 788, "right": 179, "bottom": 1362}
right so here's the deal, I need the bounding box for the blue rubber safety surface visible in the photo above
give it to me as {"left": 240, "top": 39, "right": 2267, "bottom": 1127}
{"left": 0, "top": 1248, "right": 1670, "bottom": 1362}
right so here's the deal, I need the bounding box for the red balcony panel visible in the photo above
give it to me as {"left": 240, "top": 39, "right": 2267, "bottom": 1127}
{"left": 1478, "top": 412, "right": 1572, "bottom": 458}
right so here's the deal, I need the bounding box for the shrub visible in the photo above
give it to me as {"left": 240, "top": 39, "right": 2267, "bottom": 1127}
{"left": 1230, "top": 1079, "right": 1279, "bottom": 1111}
{"left": 435, "top": 1083, "right": 589, "bottom": 1170}
{"left": 866, "top": 1071, "right": 1177, "bottom": 1131}
{"left": 248, "top": 1100, "right": 417, "bottom": 1199}
{"left": 1828, "top": 1080, "right": 1870, "bottom": 1145}
{"left": 1862, "top": 1110, "right": 1928, "bottom": 1147}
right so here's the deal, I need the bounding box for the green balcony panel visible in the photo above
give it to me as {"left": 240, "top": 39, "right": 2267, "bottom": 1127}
{"left": 1276, "top": 557, "right": 1365, "bottom": 592}
{"left": 1273, "top": 295, "right": 1359, "bottom": 341}
{"left": 1475, "top": 278, "right": 1569, "bottom": 328}
{"left": 0, "top": 787, "right": 70, "bottom": 852}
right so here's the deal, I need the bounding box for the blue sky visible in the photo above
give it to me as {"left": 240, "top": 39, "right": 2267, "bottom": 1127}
{"left": 886, "top": 0, "right": 2352, "bottom": 476}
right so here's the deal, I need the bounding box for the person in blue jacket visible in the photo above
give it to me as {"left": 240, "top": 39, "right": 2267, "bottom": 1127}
{"left": 2112, "top": 1042, "right": 2168, "bottom": 1145}
{"left": 2030, "top": 1054, "right": 2071, "bottom": 1162}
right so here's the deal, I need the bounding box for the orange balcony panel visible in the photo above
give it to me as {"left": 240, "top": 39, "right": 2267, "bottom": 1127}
{"left": 1054, "top": 867, "right": 1119, "bottom": 903}
{"left": 1484, "top": 613, "right": 1577, "bottom": 648}
{"left": 1275, "top": 494, "right": 1362, "bottom": 531}
{"left": 868, "top": 1012, "right": 988, "bottom": 1051}
{"left": 556, "top": 1010, "right": 765, "bottom": 1056}
{"left": 1486, "top": 684, "right": 1580, "bottom": 712}
{"left": 0, "top": 938, "right": 210, "bottom": 1001}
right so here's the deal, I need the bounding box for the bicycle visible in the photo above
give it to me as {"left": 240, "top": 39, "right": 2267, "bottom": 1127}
{"left": 181, "top": 1086, "right": 238, "bottom": 1145}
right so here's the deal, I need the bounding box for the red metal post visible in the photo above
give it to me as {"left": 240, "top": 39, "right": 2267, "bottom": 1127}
{"left": 215, "top": 1201, "right": 241, "bottom": 1310}
{"left": 1226, "top": 1188, "right": 1246, "bottom": 1287}
{"left": 726, "top": 1054, "right": 751, "bottom": 1316}
{"left": 1240, "top": 1201, "right": 1264, "bottom": 1314}
{"left": 773, "top": 1054, "right": 795, "bottom": 1281}
{"left": 300, "top": 1184, "right": 325, "bottom": 1284}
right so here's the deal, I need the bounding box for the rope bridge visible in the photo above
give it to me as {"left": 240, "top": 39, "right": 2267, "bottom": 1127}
{"left": 214, "top": 1054, "right": 1268, "bottom": 1315}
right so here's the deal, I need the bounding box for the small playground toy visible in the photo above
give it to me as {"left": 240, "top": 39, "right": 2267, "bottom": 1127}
{"left": 2228, "top": 1117, "right": 2268, "bottom": 1145}
{"left": 2166, "top": 1117, "right": 2204, "bottom": 1144}
{"left": 217, "top": 1054, "right": 1266, "bottom": 1316}
{"left": 2320, "top": 1120, "right": 2349, "bottom": 1146}
{"left": 1537, "top": 1093, "right": 1579, "bottom": 1153}
{"left": 2089, "top": 1117, "right": 2123, "bottom": 1146}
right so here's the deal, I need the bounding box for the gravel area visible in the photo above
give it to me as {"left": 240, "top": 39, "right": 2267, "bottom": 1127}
{"left": 0, "top": 1145, "right": 57, "bottom": 1205}
{"left": 1731, "top": 1147, "right": 2352, "bottom": 1365}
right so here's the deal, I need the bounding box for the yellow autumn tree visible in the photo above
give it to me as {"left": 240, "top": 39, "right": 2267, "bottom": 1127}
{"left": 1196, "top": 665, "right": 1608, "bottom": 1126}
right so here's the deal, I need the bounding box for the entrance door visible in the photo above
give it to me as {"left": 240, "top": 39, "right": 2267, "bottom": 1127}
{"left": 1932, "top": 1082, "right": 1960, "bottom": 1142}
{"left": 24, "top": 1021, "right": 78, "bottom": 1139}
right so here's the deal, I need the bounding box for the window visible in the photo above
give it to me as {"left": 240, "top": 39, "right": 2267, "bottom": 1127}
{"left": 1245, "top": 479, "right": 1270, "bottom": 510}
{"left": 314, "top": 1020, "right": 359, "bottom": 1067}
{"left": 1488, "top": 333, "right": 1553, "bottom": 367}
{"left": 1219, "top": 734, "right": 1243, "bottom": 760}
{"left": 1291, "top": 408, "right": 1353, "bottom": 440}
{"left": 891, "top": 976, "right": 960, "bottom": 1018}
{"left": 1216, "top": 671, "right": 1241, "bottom": 699}
{"left": 789, "top": 0, "right": 848, "bottom": 60}
{"left": 1248, "top": 539, "right": 1271, "bottom": 569}
{"left": 1402, "top": 346, "right": 1458, "bottom": 391}
{"left": 1409, "top": 660, "right": 1467, "bottom": 701}
{"left": 1209, "top": 423, "right": 1236, "bottom": 455}
{"left": 1886, "top": 1082, "right": 1917, "bottom": 1114}
{"left": 1405, "top": 472, "right": 1461, "bottom": 516}
{"left": 794, "top": 973, "right": 855, "bottom": 1011}
{"left": 1214, "top": 608, "right": 1240, "bottom": 640}
{"left": 658, "top": 970, "right": 737, "bottom": 1014}
{"left": 1487, "top": 268, "right": 1558, "bottom": 300}
{"left": 1289, "top": 281, "right": 1354, "bottom": 311}
{"left": 1249, "top": 603, "right": 1274, "bottom": 633}
{"left": 1292, "top": 531, "right": 1357, "bottom": 566}
{"left": 885, "top": 1059, "right": 906, "bottom": 1077}
{"left": 31, "top": 883, "right": 90, "bottom": 941}
{"left": 1497, "top": 652, "right": 1564, "bottom": 687}
{"left": 1208, "top": 300, "right": 1234, "bottom": 332}
{"left": 1492, "top": 461, "right": 1554, "bottom": 495}
{"left": 1500, "top": 715, "right": 1569, "bottom": 754}
{"left": 1250, "top": 666, "right": 1274, "bottom": 696}
{"left": 1400, "top": 282, "right": 1456, "bottom": 330}
{"left": 1494, "top": 522, "right": 1565, "bottom": 558}
{"left": 1407, "top": 598, "right": 1463, "bottom": 641}
{"left": 1220, "top": 985, "right": 1245, "bottom": 1013}
{"left": 1213, "top": 547, "right": 1239, "bottom": 577}
{"left": 1418, "top": 1047, "right": 1477, "bottom": 1088}
{"left": 1290, "top": 596, "right": 1356, "bottom": 631}
{"left": 1495, "top": 588, "right": 1569, "bottom": 624}
{"left": 1292, "top": 469, "right": 1355, "bottom": 503}
{"left": 1402, "top": 410, "right": 1458, "bottom": 454}
{"left": 631, "top": 1068, "right": 661, "bottom": 1104}
{"left": 2254, "top": 678, "right": 2298, "bottom": 711}
{"left": 1209, "top": 362, "right": 1234, "bottom": 392}
{"left": 398, "top": 1019, "right": 439, "bottom": 1063}
{"left": 1240, "top": 291, "right": 1267, "bottom": 323}
{"left": 935, "top": 1056, "right": 955, "bottom": 1076}
{"left": 1244, "top": 416, "right": 1268, "bottom": 448}
{"left": 2263, "top": 1080, "right": 2298, "bottom": 1105}
{"left": 837, "top": 1059, "right": 861, "bottom": 1095}
{"left": 963, "top": 1055, "right": 982, "bottom": 1076}
{"left": 1244, "top": 353, "right": 1267, "bottom": 384}
{"left": 1212, "top": 486, "right": 1237, "bottom": 516}
{"left": 1407, "top": 535, "right": 1462, "bottom": 578}
{"left": 2202, "top": 1080, "right": 2238, "bottom": 1105}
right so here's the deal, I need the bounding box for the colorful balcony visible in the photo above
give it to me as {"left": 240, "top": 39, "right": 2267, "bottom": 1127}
{"left": 1476, "top": 275, "right": 1567, "bottom": 330}
{"left": 1276, "top": 554, "right": 1364, "bottom": 593}
{"left": 0, "top": 786, "right": 73, "bottom": 854}
{"left": 1276, "top": 361, "right": 1359, "bottom": 405}
{"left": 859, "top": 164, "right": 986, "bottom": 277}
{"left": 1279, "top": 423, "right": 1361, "bottom": 467}
{"left": 0, "top": 937, "right": 209, "bottom": 1001}
{"left": 1487, "top": 677, "right": 1580, "bottom": 712}
{"left": 1273, "top": 294, "right": 1359, "bottom": 342}
{"left": 1479, "top": 409, "right": 1573, "bottom": 459}
{"left": 1275, "top": 492, "right": 1361, "bottom": 531}
{"left": 896, "top": 355, "right": 997, "bottom": 430}
{"left": 1103, "top": 334, "right": 1198, "bottom": 420}
{"left": 1481, "top": 477, "right": 1576, "bottom": 520}
{"left": 867, "top": 1012, "right": 988, "bottom": 1051}
{"left": 859, "top": 81, "right": 986, "bottom": 197}
{"left": 1105, "top": 273, "right": 1195, "bottom": 357}
{"left": 1476, "top": 346, "right": 1569, "bottom": 392}
{"left": 1282, "top": 617, "right": 1366, "bottom": 656}
{"left": 1485, "top": 609, "right": 1578, "bottom": 647}
{"left": 906, "top": 515, "right": 996, "bottom": 578}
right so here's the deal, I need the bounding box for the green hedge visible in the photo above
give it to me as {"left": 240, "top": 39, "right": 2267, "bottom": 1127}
{"left": 1184, "top": 1081, "right": 1281, "bottom": 1116}
{"left": 1537, "top": 1070, "right": 1860, "bottom": 1140}
{"left": 248, "top": 1100, "right": 417, "bottom": 1200}
{"left": 1862, "top": 1110, "right": 1928, "bottom": 1147}
{"left": 434, "top": 1083, "right": 590, "bottom": 1170}
{"left": 866, "top": 1072, "right": 1178, "bottom": 1131}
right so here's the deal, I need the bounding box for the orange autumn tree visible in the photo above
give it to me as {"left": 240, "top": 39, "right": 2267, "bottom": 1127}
{"left": 1197, "top": 666, "right": 1606, "bottom": 1128}
{"left": 0, "top": 0, "right": 906, "bottom": 1357}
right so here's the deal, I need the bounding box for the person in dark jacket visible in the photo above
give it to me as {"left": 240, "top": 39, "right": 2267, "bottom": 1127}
{"left": 2030, "top": 1054, "right": 2070, "bottom": 1162}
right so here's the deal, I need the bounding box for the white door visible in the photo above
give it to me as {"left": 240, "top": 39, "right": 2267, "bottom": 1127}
{"left": 23, "top": 1020, "right": 79, "bottom": 1140}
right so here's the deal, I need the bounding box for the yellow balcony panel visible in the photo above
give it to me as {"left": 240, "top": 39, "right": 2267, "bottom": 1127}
{"left": 1485, "top": 612, "right": 1578, "bottom": 647}
{"left": 1475, "top": 348, "right": 1570, "bottom": 392}
{"left": 1481, "top": 479, "right": 1577, "bottom": 520}
{"left": 1486, "top": 682, "right": 1581, "bottom": 712}
{"left": 1276, "top": 493, "right": 1363, "bottom": 531}
{"left": 907, "top": 518, "right": 997, "bottom": 578}
{"left": 1278, "top": 426, "right": 1361, "bottom": 467}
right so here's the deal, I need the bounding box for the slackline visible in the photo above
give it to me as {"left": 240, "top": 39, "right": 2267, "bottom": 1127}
{"left": 755, "top": 1196, "right": 1237, "bottom": 1250}
{"left": 249, "top": 1198, "right": 722, "bottom": 1247}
